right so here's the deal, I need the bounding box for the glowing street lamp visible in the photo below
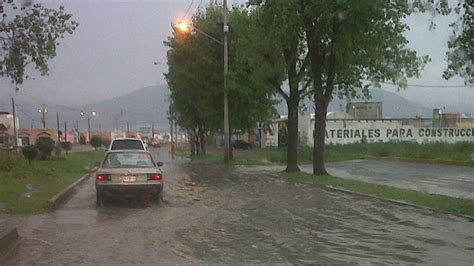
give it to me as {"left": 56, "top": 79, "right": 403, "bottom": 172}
{"left": 38, "top": 105, "right": 48, "bottom": 128}
{"left": 177, "top": 21, "right": 190, "bottom": 32}
{"left": 80, "top": 110, "right": 98, "bottom": 143}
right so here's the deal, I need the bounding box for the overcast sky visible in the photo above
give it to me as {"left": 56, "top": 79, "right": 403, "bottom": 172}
{"left": 1, "top": 0, "right": 473, "bottom": 113}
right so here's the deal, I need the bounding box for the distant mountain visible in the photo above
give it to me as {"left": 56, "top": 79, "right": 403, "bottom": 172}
{"left": 0, "top": 85, "right": 170, "bottom": 131}
{"left": 275, "top": 89, "right": 433, "bottom": 118}
{"left": 0, "top": 86, "right": 435, "bottom": 131}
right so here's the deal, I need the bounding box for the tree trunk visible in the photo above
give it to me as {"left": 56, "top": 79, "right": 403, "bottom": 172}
{"left": 194, "top": 129, "right": 201, "bottom": 155}
{"left": 190, "top": 131, "right": 196, "bottom": 156}
{"left": 199, "top": 125, "right": 206, "bottom": 155}
{"left": 286, "top": 95, "right": 300, "bottom": 172}
{"left": 313, "top": 101, "right": 328, "bottom": 175}
{"left": 229, "top": 126, "right": 233, "bottom": 160}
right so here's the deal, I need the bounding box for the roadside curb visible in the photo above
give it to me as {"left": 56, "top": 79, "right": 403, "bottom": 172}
{"left": 363, "top": 156, "right": 474, "bottom": 167}
{"left": 46, "top": 167, "right": 98, "bottom": 211}
{"left": 322, "top": 184, "right": 474, "bottom": 222}
{"left": 0, "top": 227, "right": 19, "bottom": 264}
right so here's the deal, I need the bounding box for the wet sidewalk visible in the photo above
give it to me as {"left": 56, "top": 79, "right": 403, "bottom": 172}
{"left": 239, "top": 160, "right": 474, "bottom": 199}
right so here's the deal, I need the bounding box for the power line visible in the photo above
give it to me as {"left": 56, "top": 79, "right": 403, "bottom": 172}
{"left": 381, "top": 82, "right": 472, "bottom": 88}
{"left": 181, "top": 0, "right": 195, "bottom": 21}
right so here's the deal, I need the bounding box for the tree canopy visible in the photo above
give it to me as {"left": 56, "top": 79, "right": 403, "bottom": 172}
{"left": 0, "top": 1, "right": 79, "bottom": 87}
{"left": 164, "top": 4, "right": 276, "bottom": 146}
{"left": 444, "top": 0, "right": 473, "bottom": 84}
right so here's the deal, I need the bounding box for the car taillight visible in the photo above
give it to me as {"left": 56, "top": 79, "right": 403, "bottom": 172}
{"left": 96, "top": 174, "right": 111, "bottom": 182}
{"left": 148, "top": 173, "right": 162, "bottom": 181}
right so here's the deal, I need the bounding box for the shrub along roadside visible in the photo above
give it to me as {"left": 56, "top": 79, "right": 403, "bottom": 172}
{"left": 0, "top": 150, "right": 104, "bottom": 214}
{"left": 254, "top": 142, "right": 474, "bottom": 164}
{"left": 287, "top": 172, "right": 474, "bottom": 217}
{"left": 35, "top": 137, "right": 55, "bottom": 160}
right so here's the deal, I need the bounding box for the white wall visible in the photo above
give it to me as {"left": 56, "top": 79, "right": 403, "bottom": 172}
{"left": 307, "top": 119, "right": 474, "bottom": 145}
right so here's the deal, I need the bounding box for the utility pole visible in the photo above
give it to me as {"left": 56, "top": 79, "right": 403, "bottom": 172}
{"left": 174, "top": 118, "right": 178, "bottom": 144}
{"left": 56, "top": 112, "right": 61, "bottom": 142}
{"left": 76, "top": 120, "right": 79, "bottom": 132}
{"left": 38, "top": 105, "right": 47, "bottom": 128}
{"left": 151, "top": 123, "right": 155, "bottom": 139}
{"left": 64, "top": 121, "right": 67, "bottom": 142}
{"left": 223, "top": 0, "right": 230, "bottom": 163}
{"left": 11, "top": 97, "right": 18, "bottom": 149}
{"left": 126, "top": 121, "right": 130, "bottom": 136}
{"left": 87, "top": 115, "right": 91, "bottom": 143}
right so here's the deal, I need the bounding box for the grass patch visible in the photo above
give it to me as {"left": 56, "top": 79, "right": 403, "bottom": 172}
{"left": 288, "top": 172, "right": 474, "bottom": 217}
{"left": 0, "top": 150, "right": 104, "bottom": 214}
{"left": 252, "top": 142, "right": 474, "bottom": 164}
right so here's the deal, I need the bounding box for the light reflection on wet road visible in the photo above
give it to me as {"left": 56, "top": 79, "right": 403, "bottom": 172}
{"left": 5, "top": 148, "right": 474, "bottom": 265}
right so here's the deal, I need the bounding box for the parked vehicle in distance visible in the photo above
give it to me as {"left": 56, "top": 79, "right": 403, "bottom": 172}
{"left": 95, "top": 150, "right": 164, "bottom": 207}
{"left": 109, "top": 138, "right": 147, "bottom": 151}
{"left": 147, "top": 139, "right": 161, "bottom": 148}
{"left": 232, "top": 139, "right": 252, "bottom": 150}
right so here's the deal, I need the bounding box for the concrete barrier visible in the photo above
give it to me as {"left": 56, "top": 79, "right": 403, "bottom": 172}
{"left": 46, "top": 167, "right": 97, "bottom": 210}
{"left": 0, "top": 227, "right": 19, "bottom": 264}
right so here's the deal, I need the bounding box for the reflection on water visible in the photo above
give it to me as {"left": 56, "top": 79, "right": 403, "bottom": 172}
{"left": 178, "top": 162, "right": 474, "bottom": 265}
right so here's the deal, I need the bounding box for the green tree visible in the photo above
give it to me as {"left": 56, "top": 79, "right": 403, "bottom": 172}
{"left": 165, "top": 4, "right": 275, "bottom": 156}
{"left": 0, "top": 1, "right": 79, "bottom": 87}
{"left": 35, "top": 137, "right": 55, "bottom": 160}
{"left": 61, "top": 141, "right": 72, "bottom": 155}
{"left": 54, "top": 142, "right": 62, "bottom": 157}
{"left": 296, "top": 0, "right": 428, "bottom": 175}
{"left": 246, "top": 1, "right": 310, "bottom": 172}
{"left": 90, "top": 135, "right": 102, "bottom": 150}
{"left": 444, "top": 0, "right": 473, "bottom": 83}
{"left": 101, "top": 138, "right": 111, "bottom": 149}
{"left": 21, "top": 145, "right": 38, "bottom": 165}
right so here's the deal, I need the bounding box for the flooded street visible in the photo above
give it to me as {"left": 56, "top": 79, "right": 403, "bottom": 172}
{"left": 5, "top": 148, "right": 474, "bottom": 265}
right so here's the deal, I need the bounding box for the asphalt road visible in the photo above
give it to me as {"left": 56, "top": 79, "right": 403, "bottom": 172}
{"left": 5, "top": 148, "right": 474, "bottom": 264}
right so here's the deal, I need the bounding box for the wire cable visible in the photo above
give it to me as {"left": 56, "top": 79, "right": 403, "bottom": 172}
{"left": 181, "top": 0, "right": 195, "bottom": 21}
{"left": 381, "top": 82, "right": 472, "bottom": 88}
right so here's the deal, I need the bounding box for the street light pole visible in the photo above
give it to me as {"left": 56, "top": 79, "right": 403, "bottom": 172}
{"left": 223, "top": 0, "right": 230, "bottom": 164}
{"left": 87, "top": 115, "right": 91, "bottom": 143}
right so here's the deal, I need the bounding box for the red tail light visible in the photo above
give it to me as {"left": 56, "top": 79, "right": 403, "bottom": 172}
{"left": 96, "top": 174, "right": 111, "bottom": 182}
{"left": 148, "top": 173, "right": 162, "bottom": 181}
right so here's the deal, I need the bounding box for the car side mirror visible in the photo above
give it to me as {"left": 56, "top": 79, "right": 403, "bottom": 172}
{"left": 156, "top": 162, "right": 164, "bottom": 167}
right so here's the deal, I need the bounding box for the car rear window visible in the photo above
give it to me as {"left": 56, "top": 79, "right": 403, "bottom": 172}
{"left": 111, "top": 140, "right": 144, "bottom": 150}
{"left": 103, "top": 152, "right": 155, "bottom": 168}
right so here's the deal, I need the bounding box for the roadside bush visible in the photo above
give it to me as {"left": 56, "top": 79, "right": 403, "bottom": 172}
{"left": 298, "top": 144, "right": 313, "bottom": 162}
{"left": 101, "top": 138, "right": 111, "bottom": 148}
{"left": 0, "top": 150, "right": 26, "bottom": 172}
{"left": 35, "top": 137, "right": 55, "bottom": 160}
{"left": 54, "top": 142, "right": 62, "bottom": 157}
{"left": 61, "top": 141, "right": 72, "bottom": 155}
{"left": 90, "top": 135, "right": 102, "bottom": 150}
{"left": 21, "top": 145, "right": 38, "bottom": 165}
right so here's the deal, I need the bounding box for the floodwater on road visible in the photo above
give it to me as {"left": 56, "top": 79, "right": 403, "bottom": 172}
{"left": 4, "top": 148, "right": 474, "bottom": 264}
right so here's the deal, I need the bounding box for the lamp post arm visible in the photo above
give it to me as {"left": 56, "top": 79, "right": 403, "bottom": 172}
{"left": 193, "top": 26, "right": 224, "bottom": 46}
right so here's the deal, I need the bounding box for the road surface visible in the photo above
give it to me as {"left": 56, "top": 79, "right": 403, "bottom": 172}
{"left": 4, "top": 148, "right": 474, "bottom": 264}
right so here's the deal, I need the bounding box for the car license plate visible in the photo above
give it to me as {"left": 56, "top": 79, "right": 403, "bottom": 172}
{"left": 123, "top": 176, "right": 136, "bottom": 183}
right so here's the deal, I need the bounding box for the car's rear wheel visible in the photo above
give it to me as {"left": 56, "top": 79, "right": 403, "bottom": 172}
{"left": 96, "top": 191, "right": 105, "bottom": 208}
{"left": 153, "top": 188, "right": 164, "bottom": 205}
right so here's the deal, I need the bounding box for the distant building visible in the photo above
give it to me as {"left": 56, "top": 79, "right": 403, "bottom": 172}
{"left": 17, "top": 128, "right": 58, "bottom": 146}
{"left": 432, "top": 108, "right": 463, "bottom": 127}
{"left": 346, "top": 102, "right": 383, "bottom": 119}
{"left": 0, "top": 112, "right": 20, "bottom": 147}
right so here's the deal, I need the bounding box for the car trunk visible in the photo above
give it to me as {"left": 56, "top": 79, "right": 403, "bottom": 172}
{"left": 97, "top": 168, "right": 159, "bottom": 183}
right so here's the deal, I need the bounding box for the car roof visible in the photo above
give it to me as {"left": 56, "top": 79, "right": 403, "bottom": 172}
{"left": 105, "top": 150, "right": 150, "bottom": 154}
{"left": 112, "top": 138, "right": 143, "bottom": 141}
